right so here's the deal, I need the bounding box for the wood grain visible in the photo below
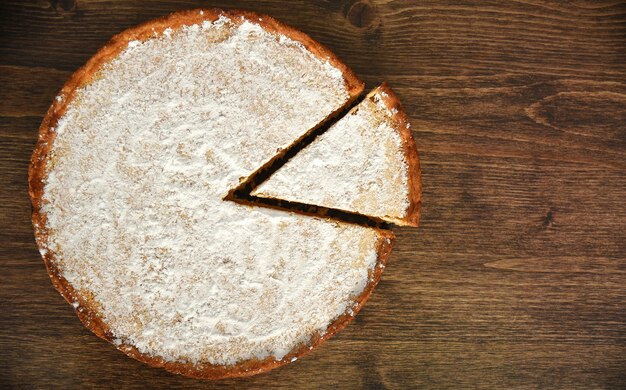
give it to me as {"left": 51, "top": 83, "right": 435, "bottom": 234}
{"left": 1, "top": 0, "right": 625, "bottom": 388}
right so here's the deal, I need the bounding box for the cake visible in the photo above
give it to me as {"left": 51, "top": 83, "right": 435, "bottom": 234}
{"left": 28, "top": 8, "right": 420, "bottom": 379}
{"left": 252, "top": 83, "right": 421, "bottom": 226}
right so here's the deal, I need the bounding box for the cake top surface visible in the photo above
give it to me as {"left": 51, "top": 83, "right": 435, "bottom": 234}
{"left": 50, "top": 13, "right": 354, "bottom": 196}
{"left": 253, "top": 85, "right": 415, "bottom": 225}
{"left": 31, "top": 10, "right": 386, "bottom": 373}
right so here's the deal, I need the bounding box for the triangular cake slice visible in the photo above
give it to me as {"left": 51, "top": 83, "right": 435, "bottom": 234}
{"left": 252, "top": 83, "right": 421, "bottom": 226}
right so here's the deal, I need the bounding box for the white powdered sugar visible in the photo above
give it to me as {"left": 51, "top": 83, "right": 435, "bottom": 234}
{"left": 40, "top": 15, "right": 382, "bottom": 365}
{"left": 253, "top": 89, "right": 410, "bottom": 223}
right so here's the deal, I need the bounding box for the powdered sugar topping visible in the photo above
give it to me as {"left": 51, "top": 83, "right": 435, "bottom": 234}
{"left": 39, "top": 15, "right": 383, "bottom": 366}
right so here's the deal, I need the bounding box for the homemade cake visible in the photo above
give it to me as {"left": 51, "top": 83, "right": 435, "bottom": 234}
{"left": 29, "top": 9, "right": 419, "bottom": 379}
{"left": 253, "top": 84, "right": 421, "bottom": 226}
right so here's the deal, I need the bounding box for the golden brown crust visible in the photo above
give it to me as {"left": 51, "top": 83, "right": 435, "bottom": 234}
{"left": 28, "top": 8, "right": 384, "bottom": 380}
{"left": 374, "top": 83, "right": 422, "bottom": 227}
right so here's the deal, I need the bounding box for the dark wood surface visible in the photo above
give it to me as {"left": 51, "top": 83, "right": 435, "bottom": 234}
{"left": 1, "top": 0, "right": 625, "bottom": 388}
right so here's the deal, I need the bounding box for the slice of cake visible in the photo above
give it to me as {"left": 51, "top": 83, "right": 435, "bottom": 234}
{"left": 252, "top": 83, "right": 421, "bottom": 226}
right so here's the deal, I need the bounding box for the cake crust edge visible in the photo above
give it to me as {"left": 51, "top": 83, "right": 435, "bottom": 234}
{"left": 375, "top": 83, "right": 423, "bottom": 227}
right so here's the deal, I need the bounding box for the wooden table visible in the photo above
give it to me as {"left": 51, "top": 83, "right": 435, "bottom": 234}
{"left": 1, "top": 1, "right": 624, "bottom": 388}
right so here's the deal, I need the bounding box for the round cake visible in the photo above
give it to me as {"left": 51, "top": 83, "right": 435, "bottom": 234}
{"left": 29, "top": 8, "right": 419, "bottom": 379}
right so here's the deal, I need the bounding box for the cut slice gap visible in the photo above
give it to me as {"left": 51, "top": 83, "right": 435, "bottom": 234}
{"left": 230, "top": 192, "right": 393, "bottom": 229}
{"left": 225, "top": 90, "right": 393, "bottom": 229}
{"left": 249, "top": 83, "right": 421, "bottom": 227}
{"left": 226, "top": 90, "right": 365, "bottom": 198}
